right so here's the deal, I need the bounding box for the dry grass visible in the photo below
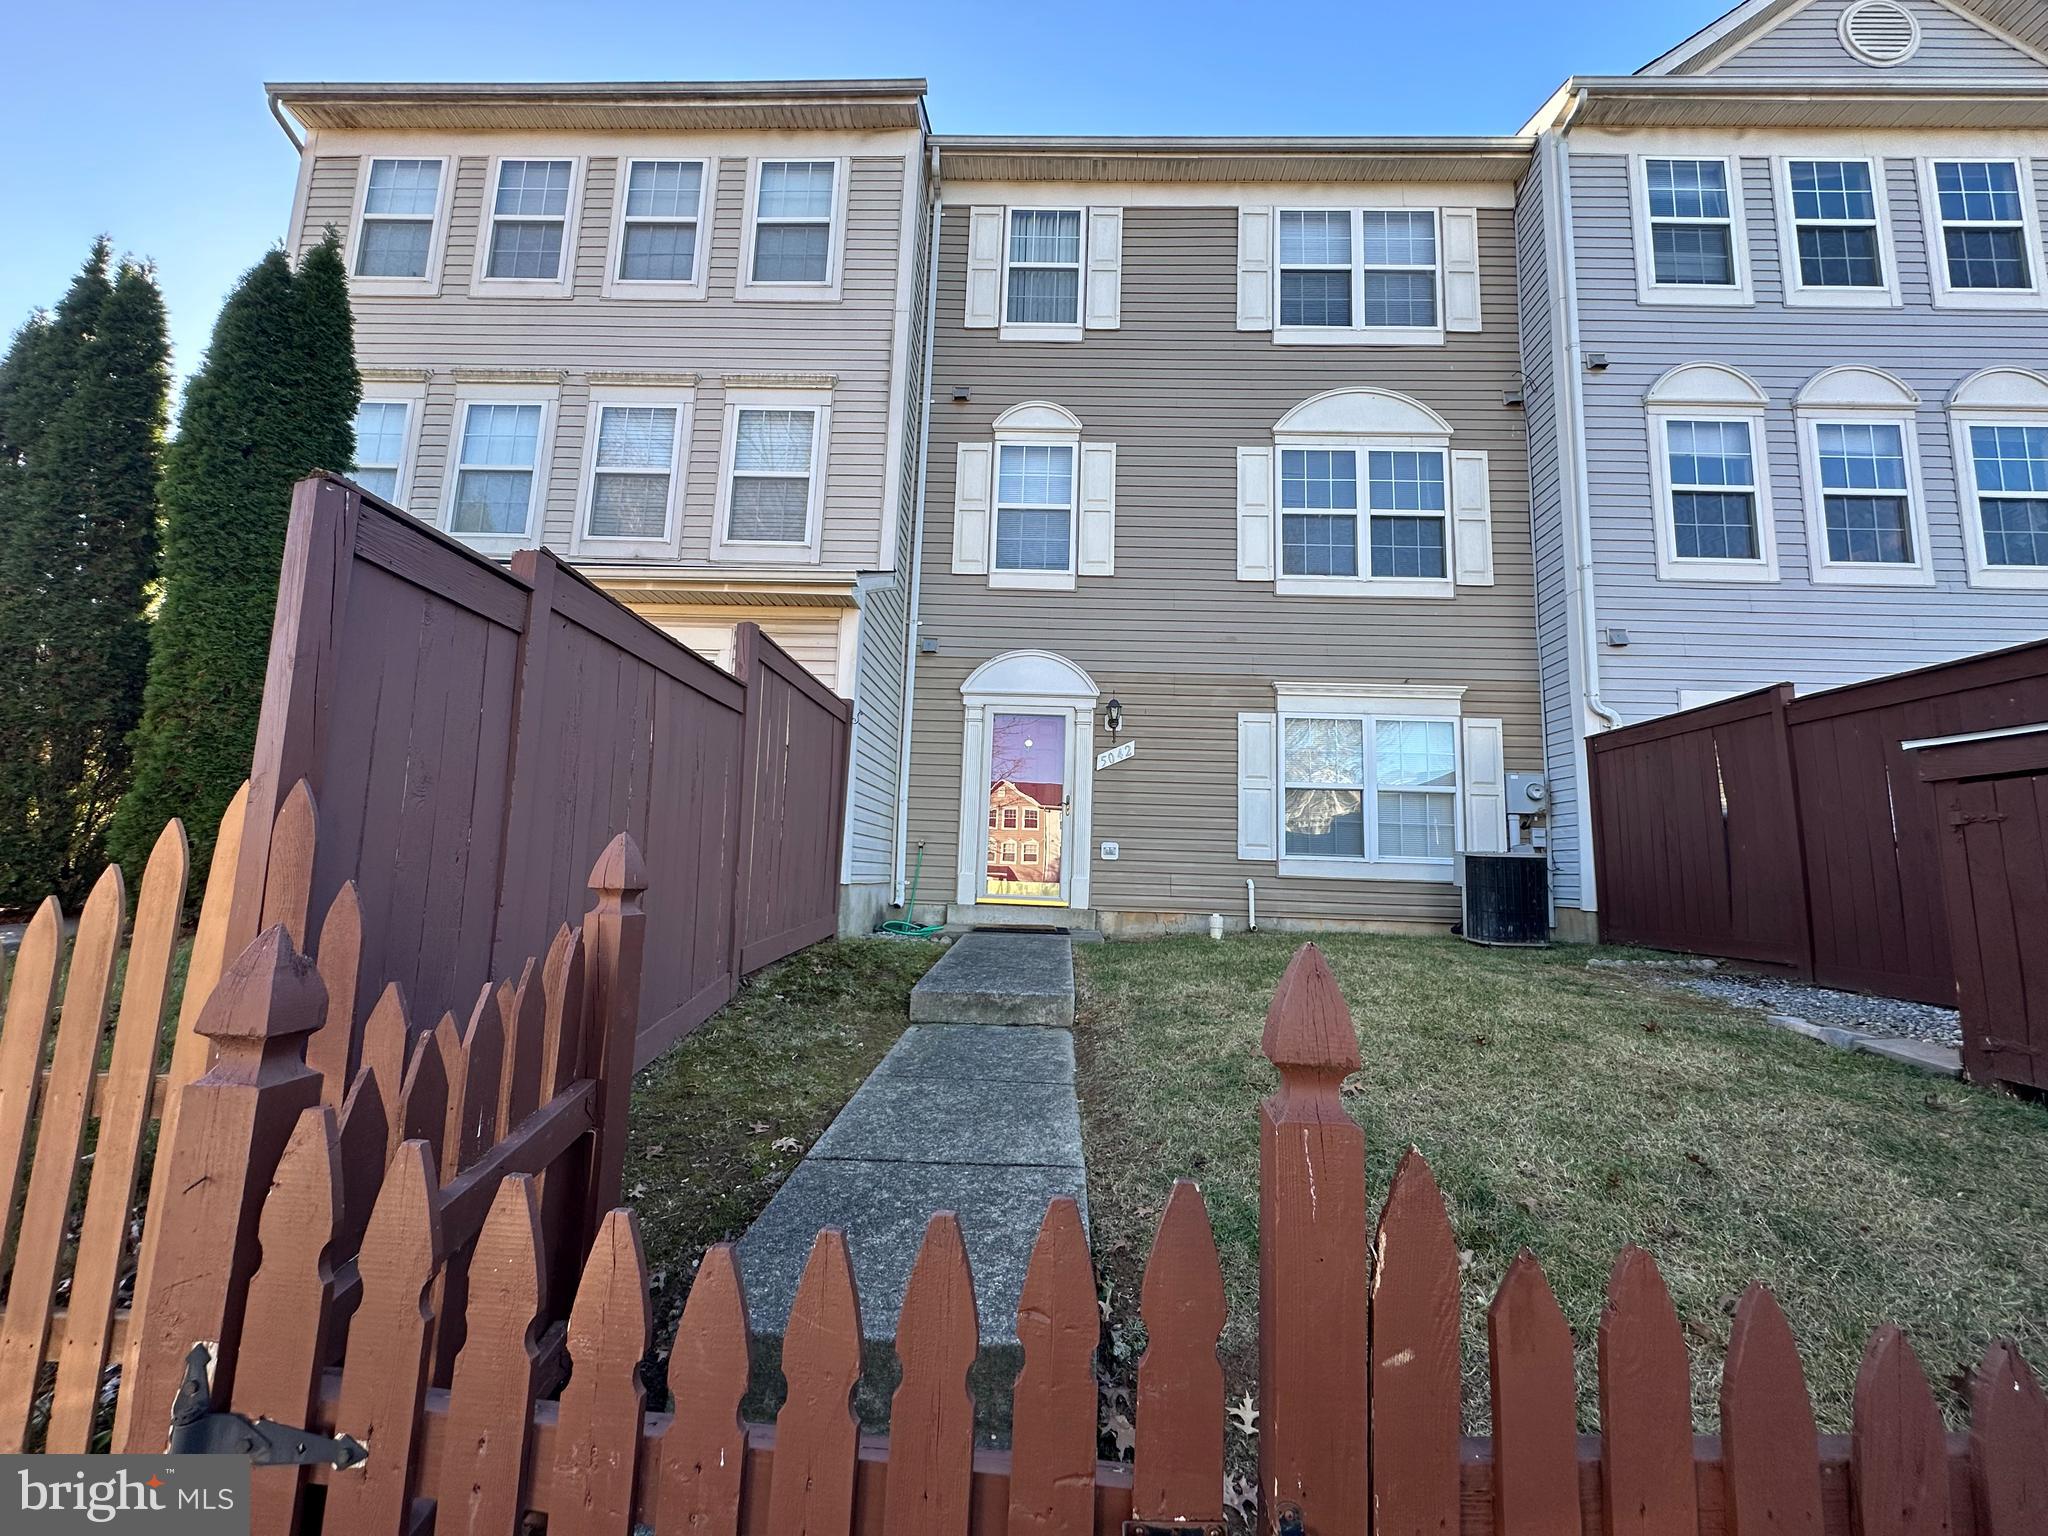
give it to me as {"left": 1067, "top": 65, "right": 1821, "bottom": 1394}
{"left": 625, "top": 938, "right": 943, "bottom": 1345}
{"left": 1073, "top": 932, "right": 2048, "bottom": 1433}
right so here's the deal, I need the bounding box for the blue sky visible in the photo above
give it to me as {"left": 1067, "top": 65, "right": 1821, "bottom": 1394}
{"left": 0, "top": 0, "right": 1719, "bottom": 394}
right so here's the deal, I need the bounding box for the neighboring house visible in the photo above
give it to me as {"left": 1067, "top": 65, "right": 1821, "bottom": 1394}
{"left": 1518, "top": 0, "right": 2048, "bottom": 938}
{"left": 902, "top": 137, "right": 1544, "bottom": 935}
{"left": 268, "top": 80, "right": 933, "bottom": 933}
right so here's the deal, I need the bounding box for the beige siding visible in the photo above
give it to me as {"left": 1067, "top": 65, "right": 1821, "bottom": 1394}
{"left": 299, "top": 138, "right": 914, "bottom": 573}
{"left": 910, "top": 201, "right": 1542, "bottom": 925}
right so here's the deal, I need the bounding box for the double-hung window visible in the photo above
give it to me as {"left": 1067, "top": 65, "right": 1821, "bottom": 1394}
{"left": 747, "top": 160, "right": 840, "bottom": 290}
{"left": 1276, "top": 209, "right": 1443, "bottom": 339}
{"left": 349, "top": 400, "right": 413, "bottom": 502}
{"left": 1639, "top": 157, "right": 1749, "bottom": 302}
{"left": 575, "top": 394, "right": 689, "bottom": 556}
{"left": 1794, "top": 367, "right": 1929, "bottom": 585}
{"left": 1005, "top": 210, "right": 1084, "bottom": 326}
{"left": 1780, "top": 158, "right": 1895, "bottom": 303}
{"left": 354, "top": 158, "right": 445, "bottom": 283}
{"left": 610, "top": 159, "right": 706, "bottom": 294}
{"left": 447, "top": 397, "right": 551, "bottom": 547}
{"left": 993, "top": 443, "right": 1075, "bottom": 579}
{"left": 1966, "top": 424, "right": 2048, "bottom": 574}
{"left": 1926, "top": 160, "right": 2043, "bottom": 305}
{"left": 1280, "top": 715, "right": 1458, "bottom": 867}
{"left": 1278, "top": 447, "right": 1448, "bottom": 588}
{"left": 1665, "top": 421, "right": 1761, "bottom": 561}
{"left": 714, "top": 389, "right": 830, "bottom": 560}
{"left": 482, "top": 159, "right": 577, "bottom": 290}
{"left": 1646, "top": 364, "right": 1777, "bottom": 581}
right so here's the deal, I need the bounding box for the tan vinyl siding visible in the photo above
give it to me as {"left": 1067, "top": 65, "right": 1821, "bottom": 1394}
{"left": 910, "top": 200, "right": 1542, "bottom": 925}
{"left": 1692, "top": 0, "right": 2048, "bottom": 79}
{"left": 299, "top": 142, "right": 913, "bottom": 573}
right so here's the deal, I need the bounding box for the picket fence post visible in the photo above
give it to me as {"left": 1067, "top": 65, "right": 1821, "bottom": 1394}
{"left": 114, "top": 926, "right": 327, "bottom": 1450}
{"left": 584, "top": 833, "right": 647, "bottom": 1239}
{"left": 1258, "top": 943, "right": 1369, "bottom": 1535}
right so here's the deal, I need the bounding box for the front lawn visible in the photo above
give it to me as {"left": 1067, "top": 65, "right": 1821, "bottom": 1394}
{"left": 625, "top": 938, "right": 943, "bottom": 1343}
{"left": 1073, "top": 933, "right": 2048, "bottom": 1432}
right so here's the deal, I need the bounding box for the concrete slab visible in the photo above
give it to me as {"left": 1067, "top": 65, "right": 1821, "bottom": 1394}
{"left": 1855, "top": 1035, "right": 1965, "bottom": 1077}
{"left": 870, "top": 1024, "right": 1075, "bottom": 1086}
{"left": 809, "top": 1077, "right": 1083, "bottom": 1168}
{"left": 910, "top": 932, "right": 1074, "bottom": 1027}
{"left": 736, "top": 1158, "right": 1088, "bottom": 1346}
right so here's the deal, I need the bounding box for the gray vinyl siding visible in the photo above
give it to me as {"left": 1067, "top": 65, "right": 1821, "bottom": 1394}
{"left": 1690, "top": 0, "right": 2048, "bottom": 79}
{"left": 299, "top": 147, "right": 911, "bottom": 572}
{"left": 1565, "top": 145, "right": 2048, "bottom": 730}
{"left": 1516, "top": 151, "right": 1587, "bottom": 911}
{"left": 911, "top": 199, "right": 1542, "bottom": 926}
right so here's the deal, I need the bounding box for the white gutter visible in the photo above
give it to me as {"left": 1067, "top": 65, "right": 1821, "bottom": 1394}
{"left": 893, "top": 148, "right": 943, "bottom": 906}
{"left": 1550, "top": 95, "right": 1622, "bottom": 740}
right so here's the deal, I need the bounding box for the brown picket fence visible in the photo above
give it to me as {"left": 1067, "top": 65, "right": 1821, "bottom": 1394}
{"left": 0, "top": 781, "right": 646, "bottom": 1460}
{"left": 99, "top": 940, "right": 2045, "bottom": 1534}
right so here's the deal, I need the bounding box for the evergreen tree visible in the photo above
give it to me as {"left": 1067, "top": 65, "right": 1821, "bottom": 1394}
{"left": 0, "top": 241, "right": 168, "bottom": 904}
{"left": 110, "top": 235, "right": 359, "bottom": 876}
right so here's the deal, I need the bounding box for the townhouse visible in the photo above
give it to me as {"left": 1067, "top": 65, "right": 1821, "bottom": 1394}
{"left": 1518, "top": 0, "right": 2048, "bottom": 937}
{"left": 268, "top": 80, "right": 932, "bottom": 932}
{"left": 270, "top": 0, "right": 2048, "bottom": 943}
{"left": 900, "top": 138, "right": 1545, "bottom": 934}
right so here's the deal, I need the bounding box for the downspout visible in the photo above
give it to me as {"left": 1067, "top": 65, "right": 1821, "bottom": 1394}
{"left": 893, "top": 146, "right": 943, "bottom": 907}
{"left": 1549, "top": 95, "right": 1623, "bottom": 736}
{"left": 267, "top": 91, "right": 305, "bottom": 153}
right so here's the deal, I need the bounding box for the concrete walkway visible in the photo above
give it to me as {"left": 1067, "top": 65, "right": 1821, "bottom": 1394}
{"left": 736, "top": 933, "right": 1086, "bottom": 1373}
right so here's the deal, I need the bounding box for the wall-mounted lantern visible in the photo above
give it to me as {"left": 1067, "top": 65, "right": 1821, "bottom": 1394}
{"left": 1103, "top": 697, "right": 1123, "bottom": 736}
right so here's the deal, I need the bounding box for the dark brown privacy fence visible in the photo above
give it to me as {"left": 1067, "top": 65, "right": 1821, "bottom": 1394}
{"left": 229, "top": 473, "right": 852, "bottom": 1069}
{"left": 1589, "top": 639, "right": 2048, "bottom": 1008}
{"left": 83, "top": 944, "right": 2048, "bottom": 1532}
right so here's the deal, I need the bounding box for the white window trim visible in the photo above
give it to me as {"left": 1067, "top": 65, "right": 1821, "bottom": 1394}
{"left": 735, "top": 157, "right": 850, "bottom": 303}
{"left": 1272, "top": 208, "right": 1447, "bottom": 346}
{"left": 1271, "top": 684, "right": 1466, "bottom": 884}
{"left": 999, "top": 205, "right": 1087, "bottom": 343}
{"left": 1271, "top": 433, "right": 1457, "bottom": 600}
{"left": 1952, "top": 412, "right": 2048, "bottom": 591}
{"left": 1771, "top": 155, "right": 1902, "bottom": 310}
{"left": 469, "top": 155, "right": 585, "bottom": 300}
{"left": 1645, "top": 402, "right": 1781, "bottom": 583}
{"left": 601, "top": 155, "right": 713, "bottom": 302}
{"left": 989, "top": 425, "right": 1081, "bottom": 592}
{"left": 1918, "top": 156, "right": 2048, "bottom": 311}
{"left": 1794, "top": 405, "right": 1933, "bottom": 587}
{"left": 710, "top": 386, "right": 831, "bottom": 563}
{"left": 570, "top": 386, "right": 695, "bottom": 561}
{"left": 1631, "top": 154, "right": 1755, "bottom": 307}
{"left": 350, "top": 376, "right": 427, "bottom": 508}
{"left": 346, "top": 156, "right": 453, "bottom": 298}
{"left": 440, "top": 383, "right": 559, "bottom": 557}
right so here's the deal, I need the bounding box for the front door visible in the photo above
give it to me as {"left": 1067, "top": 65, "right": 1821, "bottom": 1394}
{"left": 982, "top": 710, "right": 1070, "bottom": 904}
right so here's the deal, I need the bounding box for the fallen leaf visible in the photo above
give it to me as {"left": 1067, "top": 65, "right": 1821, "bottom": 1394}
{"left": 750, "top": 1121, "right": 771, "bottom": 1135}
{"left": 1106, "top": 1410, "right": 1136, "bottom": 1458}
{"left": 1228, "top": 1390, "right": 1259, "bottom": 1438}
{"left": 773, "top": 1136, "right": 801, "bottom": 1153}
{"left": 1224, "top": 1472, "right": 1257, "bottom": 1523}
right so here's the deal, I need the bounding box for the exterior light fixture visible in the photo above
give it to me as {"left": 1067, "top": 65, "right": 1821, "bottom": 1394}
{"left": 1104, "top": 698, "right": 1123, "bottom": 735}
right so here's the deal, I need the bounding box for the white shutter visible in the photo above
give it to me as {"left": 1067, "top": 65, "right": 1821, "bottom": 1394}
{"left": 952, "top": 442, "right": 992, "bottom": 574}
{"left": 1460, "top": 717, "right": 1507, "bottom": 854}
{"left": 1237, "top": 711, "right": 1279, "bottom": 860}
{"left": 1451, "top": 450, "right": 1494, "bottom": 587}
{"left": 965, "top": 206, "right": 1004, "bottom": 329}
{"left": 1085, "top": 207, "right": 1122, "bottom": 329}
{"left": 1442, "top": 208, "right": 1481, "bottom": 332}
{"left": 1236, "top": 447, "right": 1275, "bottom": 582}
{"left": 1237, "top": 207, "right": 1274, "bottom": 331}
{"left": 1077, "top": 442, "right": 1116, "bottom": 576}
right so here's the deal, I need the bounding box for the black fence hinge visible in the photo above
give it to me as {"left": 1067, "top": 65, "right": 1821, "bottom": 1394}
{"left": 167, "top": 1343, "right": 368, "bottom": 1470}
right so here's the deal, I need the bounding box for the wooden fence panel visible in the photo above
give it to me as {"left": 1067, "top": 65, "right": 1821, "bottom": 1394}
{"left": 767, "top": 1229, "right": 863, "bottom": 1536}
{"left": 660, "top": 1242, "right": 750, "bottom": 1536}
{"left": 1371, "top": 1150, "right": 1461, "bottom": 1536}
{"left": 1597, "top": 1246, "right": 1697, "bottom": 1536}
{"left": 1132, "top": 1180, "right": 1225, "bottom": 1526}
{"left": 1721, "top": 1285, "right": 1825, "bottom": 1536}
{"left": 1850, "top": 1326, "right": 1949, "bottom": 1536}
{"left": 1588, "top": 639, "right": 2048, "bottom": 1012}
{"left": 1969, "top": 1340, "right": 2046, "bottom": 1536}
{"left": 230, "top": 476, "right": 844, "bottom": 1078}
{"left": 439, "top": 1175, "right": 545, "bottom": 1536}
{"left": 1488, "top": 1252, "right": 1582, "bottom": 1536}
{"left": 554, "top": 1209, "right": 650, "bottom": 1536}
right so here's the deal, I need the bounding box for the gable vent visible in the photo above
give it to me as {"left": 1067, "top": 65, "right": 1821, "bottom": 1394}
{"left": 1840, "top": 0, "right": 1922, "bottom": 66}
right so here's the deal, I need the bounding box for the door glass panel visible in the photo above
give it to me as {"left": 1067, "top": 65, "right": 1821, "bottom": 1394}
{"left": 986, "top": 712, "right": 1066, "bottom": 901}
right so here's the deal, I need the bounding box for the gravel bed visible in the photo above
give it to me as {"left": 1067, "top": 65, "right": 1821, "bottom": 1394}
{"left": 1647, "top": 967, "right": 1961, "bottom": 1046}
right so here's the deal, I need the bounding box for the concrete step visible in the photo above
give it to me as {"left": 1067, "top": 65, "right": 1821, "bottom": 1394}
{"left": 909, "top": 931, "right": 1075, "bottom": 1028}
